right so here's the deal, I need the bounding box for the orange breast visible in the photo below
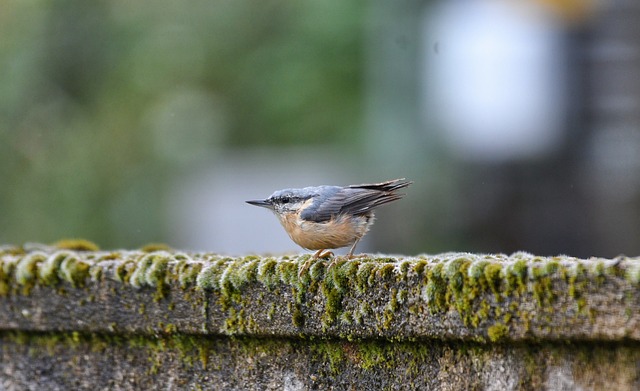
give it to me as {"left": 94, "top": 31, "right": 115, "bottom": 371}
{"left": 278, "top": 213, "right": 374, "bottom": 250}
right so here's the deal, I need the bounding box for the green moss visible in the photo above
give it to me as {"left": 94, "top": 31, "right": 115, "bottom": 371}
{"left": 128, "top": 253, "right": 171, "bottom": 300}
{"left": 325, "top": 260, "right": 352, "bottom": 293}
{"left": 358, "top": 302, "right": 372, "bottom": 319}
{"left": 267, "top": 303, "right": 276, "bottom": 320}
{"left": 53, "top": 239, "right": 99, "bottom": 252}
{"left": 219, "top": 260, "right": 249, "bottom": 297}
{"left": 505, "top": 260, "right": 528, "bottom": 295}
{"left": 16, "top": 252, "right": 47, "bottom": 293}
{"left": 339, "top": 311, "right": 353, "bottom": 325}
{"left": 146, "top": 254, "right": 170, "bottom": 286}
{"left": 593, "top": 261, "right": 605, "bottom": 276}
{"left": 604, "top": 263, "right": 625, "bottom": 278}
{"left": 388, "top": 288, "right": 399, "bottom": 312}
{"left": 530, "top": 264, "right": 544, "bottom": 279}
{"left": 472, "top": 299, "right": 491, "bottom": 328}
{"left": 445, "top": 258, "right": 475, "bottom": 324}
{"left": 99, "top": 252, "right": 120, "bottom": 261}
{"left": 577, "top": 297, "right": 587, "bottom": 313}
{"left": 292, "top": 305, "right": 305, "bottom": 328}
{"left": 256, "top": 258, "right": 278, "bottom": 289}
{"left": 446, "top": 257, "right": 470, "bottom": 295}
{"left": 196, "top": 258, "right": 229, "bottom": 290}
{"left": 89, "top": 266, "right": 103, "bottom": 282}
{"left": 357, "top": 341, "right": 388, "bottom": 370}
{"left": 424, "top": 263, "right": 446, "bottom": 313}
{"left": 276, "top": 261, "right": 299, "bottom": 286}
{"left": 468, "top": 260, "right": 489, "bottom": 281}
{"left": 221, "top": 305, "right": 260, "bottom": 335}
{"left": 33, "top": 251, "right": 91, "bottom": 288}
{"left": 2, "top": 331, "right": 225, "bottom": 374}
{"left": 483, "top": 263, "right": 503, "bottom": 300}
{"left": 310, "top": 341, "right": 345, "bottom": 374}
{"left": 321, "top": 281, "right": 343, "bottom": 328}
{"left": 397, "top": 261, "right": 410, "bottom": 281}
{"left": 355, "top": 263, "right": 377, "bottom": 293}
{"left": 59, "top": 256, "right": 91, "bottom": 288}
{"left": 308, "top": 260, "right": 326, "bottom": 281}
{"left": 163, "top": 323, "right": 178, "bottom": 334}
{"left": 567, "top": 263, "right": 587, "bottom": 299}
{"left": 0, "top": 245, "right": 25, "bottom": 256}
{"left": 531, "top": 275, "right": 554, "bottom": 307}
{"left": 487, "top": 323, "right": 509, "bottom": 342}
{"left": 626, "top": 263, "right": 640, "bottom": 285}
{"left": 0, "top": 281, "right": 9, "bottom": 296}
{"left": 140, "top": 243, "right": 172, "bottom": 253}
{"left": 177, "top": 262, "right": 203, "bottom": 289}
{"left": 377, "top": 263, "right": 395, "bottom": 280}
{"left": 544, "top": 260, "right": 559, "bottom": 275}
{"left": 397, "top": 289, "right": 408, "bottom": 304}
{"left": 0, "top": 257, "right": 17, "bottom": 296}
{"left": 241, "top": 259, "right": 260, "bottom": 282}
{"left": 114, "top": 260, "right": 135, "bottom": 283}
{"left": 38, "top": 251, "right": 70, "bottom": 286}
{"left": 412, "top": 260, "right": 427, "bottom": 277}
{"left": 315, "top": 259, "right": 365, "bottom": 328}
{"left": 382, "top": 288, "right": 400, "bottom": 329}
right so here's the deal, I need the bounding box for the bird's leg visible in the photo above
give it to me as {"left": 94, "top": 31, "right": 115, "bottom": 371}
{"left": 299, "top": 249, "right": 333, "bottom": 277}
{"left": 327, "top": 239, "right": 361, "bottom": 271}
{"left": 346, "top": 239, "right": 361, "bottom": 259}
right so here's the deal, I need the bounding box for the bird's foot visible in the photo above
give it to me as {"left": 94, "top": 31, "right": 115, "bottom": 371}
{"left": 299, "top": 250, "right": 334, "bottom": 278}
{"left": 326, "top": 258, "right": 340, "bottom": 271}
{"left": 316, "top": 250, "right": 334, "bottom": 259}
{"left": 326, "top": 255, "right": 352, "bottom": 271}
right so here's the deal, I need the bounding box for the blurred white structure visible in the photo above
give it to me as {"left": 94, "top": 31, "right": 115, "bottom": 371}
{"left": 422, "top": 0, "right": 566, "bottom": 161}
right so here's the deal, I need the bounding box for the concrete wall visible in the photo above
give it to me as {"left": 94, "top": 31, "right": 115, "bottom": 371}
{"left": 0, "top": 243, "right": 639, "bottom": 390}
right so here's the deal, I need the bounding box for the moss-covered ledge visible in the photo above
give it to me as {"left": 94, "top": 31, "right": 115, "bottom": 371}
{"left": 0, "top": 244, "right": 638, "bottom": 343}
{"left": 1, "top": 244, "right": 640, "bottom": 390}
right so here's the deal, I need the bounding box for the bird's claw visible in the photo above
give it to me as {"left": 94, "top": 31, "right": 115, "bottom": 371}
{"left": 298, "top": 250, "right": 334, "bottom": 278}
{"left": 315, "top": 250, "right": 334, "bottom": 259}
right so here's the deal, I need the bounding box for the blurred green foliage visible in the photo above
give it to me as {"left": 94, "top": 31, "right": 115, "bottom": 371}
{"left": 0, "top": 0, "right": 365, "bottom": 247}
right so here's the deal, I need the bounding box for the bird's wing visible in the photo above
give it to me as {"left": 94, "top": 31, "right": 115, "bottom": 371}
{"left": 300, "top": 180, "right": 410, "bottom": 223}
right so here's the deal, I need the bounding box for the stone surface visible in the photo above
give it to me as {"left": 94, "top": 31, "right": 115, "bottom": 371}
{"left": 0, "top": 332, "right": 638, "bottom": 390}
{"left": 0, "top": 245, "right": 639, "bottom": 390}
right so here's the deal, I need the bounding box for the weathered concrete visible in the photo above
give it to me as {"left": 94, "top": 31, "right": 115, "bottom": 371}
{"left": 0, "top": 244, "right": 639, "bottom": 390}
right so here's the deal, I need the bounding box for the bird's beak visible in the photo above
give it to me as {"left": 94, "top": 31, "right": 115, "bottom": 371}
{"left": 246, "top": 199, "right": 273, "bottom": 209}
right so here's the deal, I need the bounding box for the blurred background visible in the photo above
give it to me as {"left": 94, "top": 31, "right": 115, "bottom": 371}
{"left": 1, "top": 0, "right": 639, "bottom": 258}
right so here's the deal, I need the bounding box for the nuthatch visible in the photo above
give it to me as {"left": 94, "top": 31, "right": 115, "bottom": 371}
{"left": 246, "top": 178, "right": 412, "bottom": 272}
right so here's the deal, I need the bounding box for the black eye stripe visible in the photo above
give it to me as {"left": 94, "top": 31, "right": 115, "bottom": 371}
{"left": 270, "top": 193, "right": 316, "bottom": 205}
{"left": 275, "top": 195, "right": 302, "bottom": 204}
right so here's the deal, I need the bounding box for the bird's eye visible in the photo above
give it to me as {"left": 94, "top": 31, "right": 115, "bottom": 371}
{"left": 280, "top": 196, "right": 291, "bottom": 204}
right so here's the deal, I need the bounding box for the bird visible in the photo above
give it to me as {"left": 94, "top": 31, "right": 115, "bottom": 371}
{"left": 246, "top": 178, "right": 412, "bottom": 273}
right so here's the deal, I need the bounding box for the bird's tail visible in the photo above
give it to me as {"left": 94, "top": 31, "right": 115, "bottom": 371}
{"left": 348, "top": 178, "right": 413, "bottom": 192}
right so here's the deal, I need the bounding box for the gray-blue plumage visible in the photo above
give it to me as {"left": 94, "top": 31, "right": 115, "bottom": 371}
{"left": 268, "top": 186, "right": 337, "bottom": 204}
{"left": 266, "top": 179, "right": 411, "bottom": 223}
